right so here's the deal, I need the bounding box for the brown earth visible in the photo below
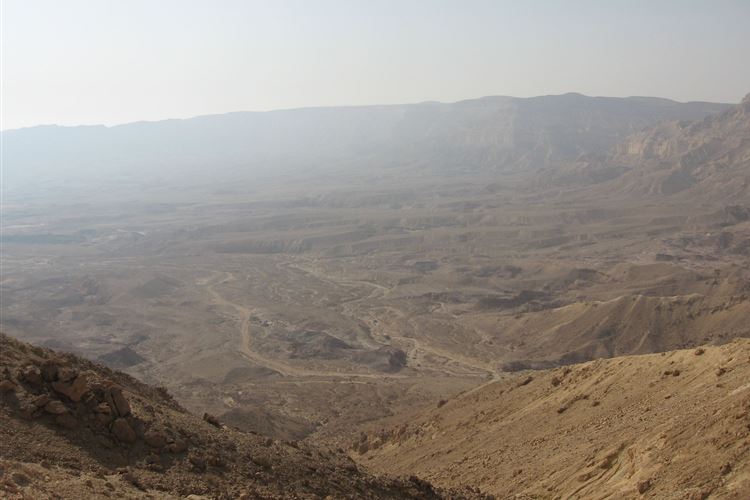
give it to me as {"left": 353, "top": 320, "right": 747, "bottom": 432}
{"left": 0, "top": 333, "right": 486, "bottom": 499}
{"left": 1, "top": 93, "right": 749, "bottom": 497}
{"left": 359, "top": 340, "right": 750, "bottom": 499}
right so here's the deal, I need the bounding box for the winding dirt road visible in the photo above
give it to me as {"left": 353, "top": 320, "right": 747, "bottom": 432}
{"left": 203, "top": 271, "right": 412, "bottom": 379}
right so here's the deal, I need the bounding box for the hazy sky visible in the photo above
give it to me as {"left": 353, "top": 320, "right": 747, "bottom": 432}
{"left": 2, "top": 0, "right": 749, "bottom": 130}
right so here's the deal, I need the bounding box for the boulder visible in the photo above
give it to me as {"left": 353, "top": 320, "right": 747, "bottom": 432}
{"left": 0, "top": 379, "right": 18, "bottom": 393}
{"left": 52, "top": 374, "right": 90, "bottom": 402}
{"left": 44, "top": 400, "right": 68, "bottom": 415}
{"left": 111, "top": 418, "right": 137, "bottom": 444}
{"left": 57, "top": 367, "right": 77, "bottom": 383}
{"left": 107, "top": 386, "right": 131, "bottom": 417}
{"left": 166, "top": 438, "right": 188, "bottom": 454}
{"left": 94, "top": 400, "right": 114, "bottom": 428}
{"left": 21, "top": 366, "right": 43, "bottom": 388}
{"left": 203, "top": 413, "right": 221, "bottom": 428}
{"left": 32, "top": 394, "right": 51, "bottom": 408}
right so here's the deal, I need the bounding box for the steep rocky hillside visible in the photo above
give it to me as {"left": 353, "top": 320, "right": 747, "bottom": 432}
{"left": 0, "top": 333, "right": 485, "bottom": 499}
{"left": 558, "top": 93, "right": 750, "bottom": 201}
{"left": 609, "top": 93, "right": 750, "bottom": 200}
{"left": 485, "top": 275, "right": 750, "bottom": 370}
{"left": 359, "top": 340, "right": 750, "bottom": 499}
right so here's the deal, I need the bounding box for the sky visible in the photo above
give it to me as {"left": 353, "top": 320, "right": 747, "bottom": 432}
{"left": 2, "top": 0, "right": 749, "bottom": 130}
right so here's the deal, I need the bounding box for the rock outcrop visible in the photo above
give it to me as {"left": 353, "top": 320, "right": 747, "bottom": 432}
{"left": 0, "top": 333, "right": 486, "bottom": 499}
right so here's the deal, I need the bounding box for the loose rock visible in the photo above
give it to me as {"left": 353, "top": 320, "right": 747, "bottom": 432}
{"left": 637, "top": 479, "right": 651, "bottom": 493}
{"left": 203, "top": 413, "right": 221, "bottom": 428}
{"left": 52, "top": 374, "right": 90, "bottom": 402}
{"left": 21, "top": 365, "right": 43, "bottom": 387}
{"left": 108, "top": 386, "right": 131, "bottom": 417}
{"left": 144, "top": 430, "right": 168, "bottom": 449}
{"left": 111, "top": 417, "right": 137, "bottom": 444}
{"left": 0, "top": 379, "right": 18, "bottom": 393}
{"left": 57, "top": 367, "right": 77, "bottom": 383}
{"left": 44, "top": 400, "right": 68, "bottom": 415}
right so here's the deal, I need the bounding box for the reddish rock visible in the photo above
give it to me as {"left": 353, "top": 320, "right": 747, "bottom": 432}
{"left": 108, "top": 386, "right": 131, "bottom": 417}
{"left": 166, "top": 439, "right": 188, "bottom": 454}
{"left": 44, "top": 400, "right": 68, "bottom": 415}
{"left": 111, "top": 418, "right": 137, "bottom": 444}
{"left": 32, "top": 394, "right": 51, "bottom": 408}
{"left": 52, "top": 374, "right": 90, "bottom": 402}
{"left": 0, "top": 379, "right": 18, "bottom": 393}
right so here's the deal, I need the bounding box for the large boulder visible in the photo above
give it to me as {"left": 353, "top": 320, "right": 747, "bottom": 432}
{"left": 144, "top": 429, "right": 168, "bottom": 449}
{"left": 111, "top": 417, "right": 137, "bottom": 443}
{"left": 107, "top": 386, "right": 131, "bottom": 417}
{"left": 52, "top": 373, "right": 90, "bottom": 402}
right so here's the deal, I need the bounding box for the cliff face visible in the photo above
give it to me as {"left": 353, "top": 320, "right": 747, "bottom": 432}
{"left": 605, "top": 95, "right": 750, "bottom": 200}
{"left": 540, "top": 94, "right": 749, "bottom": 203}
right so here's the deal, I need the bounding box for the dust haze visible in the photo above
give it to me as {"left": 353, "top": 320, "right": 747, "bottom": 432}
{"left": 2, "top": 2, "right": 750, "bottom": 498}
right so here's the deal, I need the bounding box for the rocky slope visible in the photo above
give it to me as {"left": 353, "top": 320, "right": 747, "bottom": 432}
{"left": 557, "top": 93, "right": 750, "bottom": 202}
{"left": 609, "top": 93, "right": 750, "bottom": 200}
{"left": 485, "top": 274, "right": 750, "bottom": 370}
{"left": 358, "top": 340, "right": 750, "bottom": 499}
{"left": 0, "top": 333, "right": 485, "bottom": 499}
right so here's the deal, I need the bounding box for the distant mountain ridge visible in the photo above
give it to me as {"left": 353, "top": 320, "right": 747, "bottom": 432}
{"left": 1, "top": 93, "right": 730, "bottom": 198}
{"left": 553, "top": 93, "right": 750, "bottom": 201}
{"left": 606, "top": 93, "right": 750, "bottom": 200}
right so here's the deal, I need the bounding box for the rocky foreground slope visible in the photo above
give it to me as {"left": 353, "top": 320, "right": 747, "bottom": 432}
{"left": 0, "top": 333, "right": 484, "bottom": 499}
{"left": 358, "top": 340, "right": 750, "bottom": 499}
